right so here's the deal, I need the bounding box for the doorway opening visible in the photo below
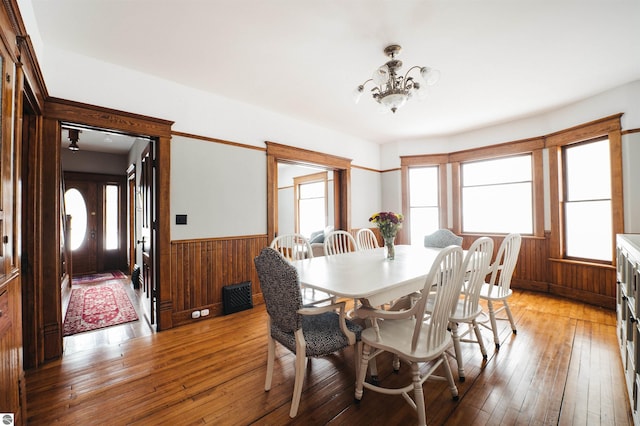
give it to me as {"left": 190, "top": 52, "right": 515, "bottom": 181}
{"left": 59, "top": 125, "right": 156, "bottom": 354}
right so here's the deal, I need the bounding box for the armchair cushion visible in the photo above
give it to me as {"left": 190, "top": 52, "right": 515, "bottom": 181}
{"left": 309, "top": 230, "right": 325, "bottom": 244}
{"left": 271, "top": 311, "right": 362, "bottom": 357}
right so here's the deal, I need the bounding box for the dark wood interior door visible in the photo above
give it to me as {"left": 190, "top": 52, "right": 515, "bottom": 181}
{"left": 140, "top": 143, "right": 156, "bottom": 324}
{"left": 64, "top": 179, "right": 98, "bottom": 274}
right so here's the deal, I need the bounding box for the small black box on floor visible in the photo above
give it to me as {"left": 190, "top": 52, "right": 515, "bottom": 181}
{"left": 222, "top": 281, "right": 253, "bottom": 315}
{"left": 131, "top": 264, "right": 141, "bottom": 289}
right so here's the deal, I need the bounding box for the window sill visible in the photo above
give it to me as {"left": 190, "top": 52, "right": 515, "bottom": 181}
{"left": 549, "top": 257, "right": 614, "bottom": 270}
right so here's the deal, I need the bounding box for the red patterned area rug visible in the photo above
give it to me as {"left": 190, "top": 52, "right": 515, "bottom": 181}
{"left": 63, "top": 283, "right": 139, "bottom": 336}
{"left": 72, "top": 270, "right": 126, "bottom": 285}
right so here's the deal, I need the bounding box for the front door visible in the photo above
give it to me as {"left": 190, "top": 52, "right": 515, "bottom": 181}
{"left": 64, "top": 179, "right": 99, "bottom": 274}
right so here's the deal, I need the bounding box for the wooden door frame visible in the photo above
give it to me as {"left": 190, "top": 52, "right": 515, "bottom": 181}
{"left": 266, "top": 141, "right": 352, "bottom": 241}
{"left": 35, "top": 98, "right": 173, "bottom": 364}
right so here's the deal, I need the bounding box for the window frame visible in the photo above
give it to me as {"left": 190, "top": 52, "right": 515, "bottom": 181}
{"left": 450, "top": 137, "right": 545, "bottom": 238}
{"left": 400, "top": 154, "right": 448, "bottom": 245}
{"left": 547, "top": 114, "right": 623, "bottom": 265}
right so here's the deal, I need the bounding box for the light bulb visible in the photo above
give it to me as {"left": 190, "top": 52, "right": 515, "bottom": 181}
{"left": 373, "top": 65, "right": 390, "bottom": 86}
{"left": 353, "top": 85, "right": 364, "bottom": 104}
{"left": 420, "top": 67, "right": 440, "bottom": 86}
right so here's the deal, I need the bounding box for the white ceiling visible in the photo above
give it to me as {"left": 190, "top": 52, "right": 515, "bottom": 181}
{"left": 34, "top": 0, "right": 640, "bottom": 148}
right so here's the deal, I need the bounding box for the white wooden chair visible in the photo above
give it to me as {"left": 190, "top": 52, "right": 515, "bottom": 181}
{"left": 356, "top": 228, "right": 379, "bottom": 251}
{"left": 254, "top": 248, "right": 362, "bottom": 418}
{"left": 354, "top": 246, "right": 464, "bottom": 426}
{"left": 445, "top": 236, "right": 494, "bottom": 381}
{"left": 270, "top": 233, "right": 334, "bottom": 306}
{"left": 269, "top": 233, "right": 313, "bottom": 261}
{"left": 323, "top": 230, "right": 357, "bottom": 256}
{"left": 479, "top": 233, "right": 522, "bottom": 349}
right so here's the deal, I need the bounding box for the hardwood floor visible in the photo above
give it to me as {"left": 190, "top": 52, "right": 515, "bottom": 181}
{"left": 26, "top": 290, "right": 632, "bottom": 425}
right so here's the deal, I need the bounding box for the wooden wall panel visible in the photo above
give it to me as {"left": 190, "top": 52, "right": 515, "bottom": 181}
{"left": 170, "top": 235, "right": 268, "bottom": 326}
{"left": 549, "top": 260, "right": 615, "bottom": 308}
{"left": 462, "top": 234, "right": 615, "bottom": 309}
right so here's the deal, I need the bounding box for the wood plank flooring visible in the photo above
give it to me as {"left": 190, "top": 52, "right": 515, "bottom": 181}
{"left": 26, "top": 289, "right": 633, "bottom": 425}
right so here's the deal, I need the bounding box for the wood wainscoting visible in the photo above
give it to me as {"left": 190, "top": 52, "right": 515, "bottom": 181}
{"left": 170, "top": 235, "right": 268, "bottom": 326}
{"left": 462, "top": 233, "right": 616, "bottom": 310}
{"left": 172, "top": 232, "right": 616, "bottom": 329}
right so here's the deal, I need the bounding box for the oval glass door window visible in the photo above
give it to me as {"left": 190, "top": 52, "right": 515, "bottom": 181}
{"left": 64, "top": 188, "right": 88, "bottom": 250}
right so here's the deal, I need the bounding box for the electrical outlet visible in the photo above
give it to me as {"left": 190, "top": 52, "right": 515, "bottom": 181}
{"left": 191, "top": 310, "right": 201, "bottom": 319}
{"left": 201, "top": 309, "right": 210, "bottom": 316}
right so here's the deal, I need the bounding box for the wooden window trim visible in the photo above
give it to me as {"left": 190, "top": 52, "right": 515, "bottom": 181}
{"left": 400, "top": 154, "right": 448, "bottom": 244}
{"left": 293, "top": 171, "right": 328, "bottom": 234}
{"left": 450, "top": 140, "right": 545, "bottom": 238}
{"left": 547, "top": 114, "right": 623, "bottom": 264}
{"left": 266, "top": 141, "right": 352, "bottom": 240}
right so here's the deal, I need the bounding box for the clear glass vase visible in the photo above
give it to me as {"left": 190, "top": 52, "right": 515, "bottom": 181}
{"left": 384, "top": 235, "right": 396, "bottom": 260}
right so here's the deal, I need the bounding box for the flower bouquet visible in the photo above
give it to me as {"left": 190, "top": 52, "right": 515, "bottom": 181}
{"left": 369, "top": 212, "right": 404, "bottom": 260}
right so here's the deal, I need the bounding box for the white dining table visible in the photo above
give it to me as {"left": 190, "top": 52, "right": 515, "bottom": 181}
{"left": 292, "top": 245, "right": 444, "bottom": 307}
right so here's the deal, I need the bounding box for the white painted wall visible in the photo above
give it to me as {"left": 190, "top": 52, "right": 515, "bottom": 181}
{"left": 351, "top": 168, "right": 382, "bottom": 228}
{"left": 383, "top": 81, "right": 640, "bottom": 233}
{"left": 623, "top": 132, "right": 640, "bottom": 232}
{"left": 61, "top": 150, "right": 128, "bottom": 175}
{"left": 170, "top": 136, "right": 266, "bottom": 239}
{"left": 17, "top": 0, "right": 640, "bottom": 237}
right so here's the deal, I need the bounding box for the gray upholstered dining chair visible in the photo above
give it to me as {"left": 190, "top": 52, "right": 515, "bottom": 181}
{"left": 254, "top": 247, "right": 362, "bottom": 418}
{"left": 424, "top": 228, "right": 463, "bottom": 248}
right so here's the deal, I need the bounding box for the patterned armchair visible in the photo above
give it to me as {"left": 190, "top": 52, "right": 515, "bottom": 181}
{"left": 254, "top": 247, "right": 362, "bottom": 418}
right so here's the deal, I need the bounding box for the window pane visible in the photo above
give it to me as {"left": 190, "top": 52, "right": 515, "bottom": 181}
{"left": 64, "top": 188, "right": 87, "bottom": 251}
{"left": 462, "top": 182, "right": 533, "bottom": 234}
{"left": 410, "top": 207, "right": 439, "bottom": 245}
{"left": 409, "top": 167, "right": 438, "bottom": 206}
{"left": 565, "top": 200, "right": 612, "bottom": 261}
{"left": 408, "top": 166, "right": 440, "bottom": 245}
{"left": 565, "top": 140, "right": 610, "bottom": 201}
{"left": 299, "top": 181, "right": 324, "bottom": 199}
{"left": 299, "top": 198, "right": 325, "bottom": 237}
{"left": 462, "top": 155, "right": 533, "bottom": 234}
{"left": 105, "top": 185, "right": 119, "bottom": 250}
{"left": 463, "top": 155, "right": 531, "bottom": 186}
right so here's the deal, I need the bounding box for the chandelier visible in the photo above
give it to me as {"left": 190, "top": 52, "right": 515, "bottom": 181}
{"left": 354, "top": 44, "right": 440, "bottom": 113}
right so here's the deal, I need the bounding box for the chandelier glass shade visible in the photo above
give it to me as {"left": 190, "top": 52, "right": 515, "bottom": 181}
{"left": 354, "top": 45, "right": 440, "bottom": 113}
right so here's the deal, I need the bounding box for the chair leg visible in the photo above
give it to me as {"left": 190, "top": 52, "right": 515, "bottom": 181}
{"left": 290, "top": 348, "right": 307, "bottom": 418}
{"left": 472, "top": 319, "right": 488, "bottom": 359}
{"left": 353, "top": 341, "right": 363, "bottom": 388}
{"left": 355, "top": 344, "right": 371, "bottom": 401}
{"left": 487, "top": 300, "right": 500, "bottom": 349}
{"left": 290, "top": 329, "right": 308, "bottom": 418}
{"left": 265, "top": 336, "right": 275, "bottom": 391}
{"left": 449, "top": 321, "right": 465, "bottom": 381}
{"left": 392, "top": 354, "right": 400, "bottom": 373}
{"left": 441, "top": 353, "right": 459, "bottom": 401}
{"left": 411, "top": 362, "right": 427, "bottom": 426}
{"left": 503, "top": 300, "right": 517, "bottom": 334}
